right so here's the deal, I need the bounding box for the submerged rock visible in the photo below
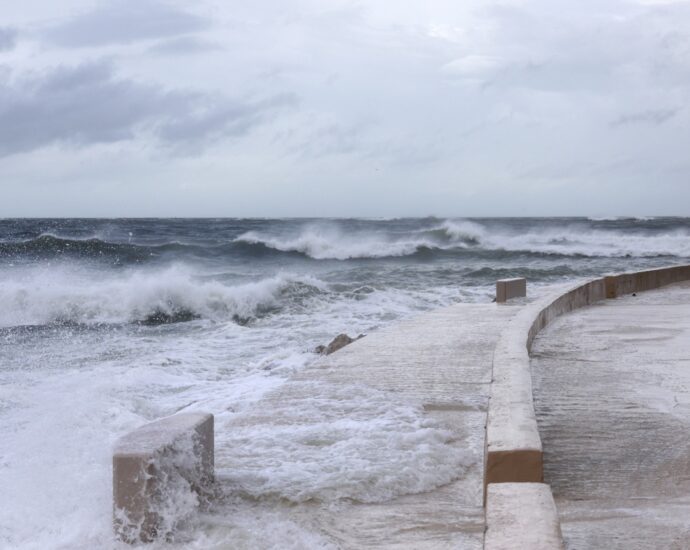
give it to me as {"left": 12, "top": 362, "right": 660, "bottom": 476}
{"left": 315, "top": 333, "right": 365, "bottom": 355}
{"left": 137, "top": 308, "right": 200, "bottom": 326}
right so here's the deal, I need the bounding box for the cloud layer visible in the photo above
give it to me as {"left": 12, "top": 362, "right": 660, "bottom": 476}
{"left": 43, "top": 0, "right": 209, "bottom": 47}
{"left": 0, "top": 27, "right": 17, "bottom": 51}
{"left": 0, "top": 61, "right": 296, "bottom": 157}
{"left": 1, "top": 0, "right": 690, "bottom": 216}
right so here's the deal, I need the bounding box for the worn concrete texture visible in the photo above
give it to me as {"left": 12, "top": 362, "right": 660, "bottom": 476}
{"left": 531, "top": 281, "right": 690, "bottom": 549}
{"left": 485, "top": 483, "right": 564, "bottom": 550}
{"left": 215, "top": 302, "right": 520, "bottom": 549}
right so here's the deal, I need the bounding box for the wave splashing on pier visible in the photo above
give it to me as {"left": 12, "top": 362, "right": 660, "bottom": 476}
{"left": 1, "top": 217, "right": 690, "bottom": 548}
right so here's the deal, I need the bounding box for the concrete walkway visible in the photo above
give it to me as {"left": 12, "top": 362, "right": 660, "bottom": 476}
{"left": 531, "top": 281, "right": 690, "bottom": 549}
{"left": 215, "top": 301, "right": 521, "bottom": 549}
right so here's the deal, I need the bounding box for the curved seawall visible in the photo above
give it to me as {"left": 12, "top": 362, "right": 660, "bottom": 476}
{"left": 484, "top": 264, "right": 690, "bottom": 549}
{"left": 531, "top": 275, "right": 690, "bottom": 548}
{"left": 485, "top": 263, "right": 690, "bottom": 491}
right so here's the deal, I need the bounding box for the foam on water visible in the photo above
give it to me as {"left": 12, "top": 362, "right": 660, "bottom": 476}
{"left": 480, "top": 225, "right": 690, "bottom": 257}
{"left": 216, "top": 381, "right": 471, "bottom": 503}
{"left": 235, "top": 227, "right": 423, "bottom": 260}
{"left": 0, "top": 336, "right": 298, "bottom": 549}
{"left": 1, "top": 217, "right": 689, "bottom": 548}
{"left": 0, "top": 264, "right": 329, "bottom": 328}
{"left": 233, "top": 218, "right": 690, "bottom": 259}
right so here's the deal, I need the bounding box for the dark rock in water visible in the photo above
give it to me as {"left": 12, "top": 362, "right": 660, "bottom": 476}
{"left": 315, "top": 333, "right": 365, "bottom": 355}
{"left": 232, "top": 314, "right": 252, "bottom": 326}
{"left": 138, "top": 308, "right": 200, "bottom": 326}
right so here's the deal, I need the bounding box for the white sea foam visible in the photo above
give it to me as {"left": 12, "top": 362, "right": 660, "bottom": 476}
{"left": 234, "top": 220, "right": 485, "bottom": 260}
{"left": 235, "top": 226, "right": 424, "bottom": 260}
{"left": 0, "top": 265, "right": 328, "bottom": 328}
{"left": 428, "top": 219, "right": 486, "bottom": 243}
{"left": 480, "top": 226, "right": 690, "bottom": 257}
{"left": 0, "top": 306, "right": 299, "bottom": 550}
{"left": 0, "top": 258, "right": 475, "bottom": 548}
{"left": 4, "top": 217, "right": 688, "bottom": 548}
{"left": 215, "top": 381, "right": 471, "bottom": 503}
{"left": 587, "top": 215, "right": 655, "bottom": 222}
{"left": 234, "top": 219, "right": 690, "bottom": 259}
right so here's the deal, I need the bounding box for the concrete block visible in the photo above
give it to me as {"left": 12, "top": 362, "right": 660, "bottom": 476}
{"left": 113, "top": 412, "right": 214, "bottom": 543}
{"left": 485, "top": 482, "right": 564, "bottom": 550}
{"left": 496, "top": 278, "right": 526, "bottom": 303}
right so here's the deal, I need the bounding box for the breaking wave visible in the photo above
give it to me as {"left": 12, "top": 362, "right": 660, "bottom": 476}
{"left": 233, "top": 220, "right": 486, "bottom": 260}
{"left": 233, "top": 219, "right": 690, "bottom": 259}
{"left": 587, "top": 216, "right": 655, "bottom": 222}
{"left": 0, "top": 266, "right": 329, "bottom": 328}
{"left": 4, "top": 220, "right": 690, "bottom": 264}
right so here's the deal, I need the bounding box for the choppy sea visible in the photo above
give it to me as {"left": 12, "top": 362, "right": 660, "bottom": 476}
{"left": 1, "top": 216, "right": 688, "bottom": 548}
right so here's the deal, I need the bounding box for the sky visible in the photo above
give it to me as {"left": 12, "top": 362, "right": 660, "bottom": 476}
{"left": 1, "top": 0, "right": 689, "bottom": 217}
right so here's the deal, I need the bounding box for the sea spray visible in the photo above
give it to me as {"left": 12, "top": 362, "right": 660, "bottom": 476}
{"left": 2, "top": 217, "right": 690, "bottom": 548}
{"left": 0, "top": 264, "right": 329, "bottom": 328}
{"left": 216, "top": 381, "right": 472, "bottom": 503}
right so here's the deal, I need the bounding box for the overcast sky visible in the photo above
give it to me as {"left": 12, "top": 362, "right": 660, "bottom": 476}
{"left": 1, "top": 0, "right": 689, "bottom": 217}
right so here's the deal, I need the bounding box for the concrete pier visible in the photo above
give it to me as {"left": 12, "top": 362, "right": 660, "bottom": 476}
{"left": 111, "top": 265, "right": 690, "bottom": 547}
{"left": 532, "top": 281, "right": 690, "bottom": 548}
{"left": 216, "top": 301, "right": 522, "bottom": 549}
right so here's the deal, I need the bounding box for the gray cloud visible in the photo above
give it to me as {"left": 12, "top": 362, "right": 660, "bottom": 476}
{"left": 43, "top": 0, "right": 209, "bottom": 47}
{"left": 2, "top": 0, "right": 690, "bottom": 216}
{"left": 148, "top": 36, "right": 222, "bottom": 56}
{"left": 611, "top": 108, "right": 679, "bottom": 127}
{"left": 158, "top": 93, "right": 298, "bottom": 154}
{"left": 0, "top": 27, "right": 18, "bottom": 51}
{"left": 0, "top": 61, "right": 297, "bottom": 157}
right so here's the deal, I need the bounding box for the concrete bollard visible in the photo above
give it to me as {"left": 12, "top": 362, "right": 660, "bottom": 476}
{"left": 113, "top": 412, "right": 214, "bottom": 543}
{"left": 496, "top": 278, "right": 527, "bottom": 303}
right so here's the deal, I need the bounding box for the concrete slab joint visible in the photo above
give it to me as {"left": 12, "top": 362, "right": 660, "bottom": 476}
{"left": 112, "top": 412, "right": 214, "bottom": 543}
{"left": 496, "top": 278, "right": 527, "bottom": 303}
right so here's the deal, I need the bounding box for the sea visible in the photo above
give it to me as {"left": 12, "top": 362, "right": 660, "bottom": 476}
{"left": 1, "top": 216, "right": 689, "bottom": 549}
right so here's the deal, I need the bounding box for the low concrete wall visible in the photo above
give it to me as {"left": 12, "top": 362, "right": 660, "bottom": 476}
{"left": 484, "top": 264, "right": 690, "bottom": 544}
{"left": 485, "top": 278, "right": 607, "bottom": 492}
{"left": 496, "top": 278, "right": 527, "bottom": 303}
{"left": 604, "top": 264, "right": 690, "bottom": 299}
{"left": 113, "top": 412, "right": 214, "bottom": 543}
{"left": 485, "top": 482, "right": 564, "bottom": 550}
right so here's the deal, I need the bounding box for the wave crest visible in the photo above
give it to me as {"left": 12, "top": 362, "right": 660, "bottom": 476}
{"left": 233, "top": 220, "right": 487, "bottom": 260}
{"left": 0, "top": 266, "right": 328, "bottom": 328}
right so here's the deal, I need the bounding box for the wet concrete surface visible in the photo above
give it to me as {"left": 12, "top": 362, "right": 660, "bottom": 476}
{"left": 215, "top": 301, "right": 520, "bottom": 549}
{"left": 531, "top": 281, "right": 690, "bottom": 549}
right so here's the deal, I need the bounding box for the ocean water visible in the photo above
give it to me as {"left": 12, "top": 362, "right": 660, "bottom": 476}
{"left": 1, "top": 216, "right": 689, "bottom": 549}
